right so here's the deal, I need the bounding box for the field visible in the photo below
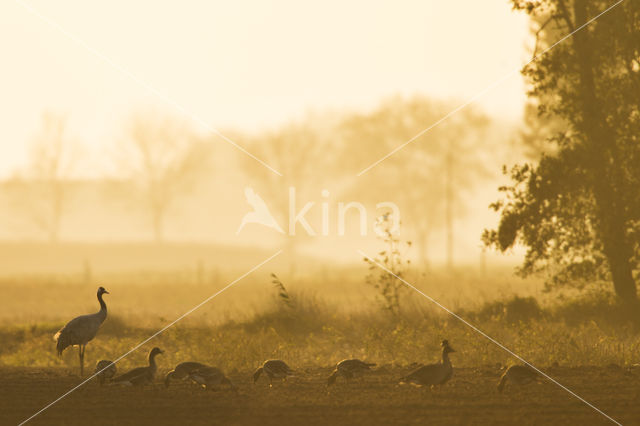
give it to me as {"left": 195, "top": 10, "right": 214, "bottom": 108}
{"left": 3, "top": 365, "right": 639, "bottom": 425}
{"left": 2, "top": 265, "right": 640, "bottom": 425}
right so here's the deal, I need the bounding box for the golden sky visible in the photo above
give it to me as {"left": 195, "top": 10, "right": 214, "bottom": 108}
{"left": 0, "top": 0, "right": 530, "bottom": 177}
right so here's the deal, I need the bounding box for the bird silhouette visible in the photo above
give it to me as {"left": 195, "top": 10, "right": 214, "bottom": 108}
{"left": 399, "top": 340, "right": 455, "bottom": 390}
{"left": 54, "top": 286, "right": 109, "bottom": 376}
{"left": 111, "top": 347, "right": 164, "bottom": 386}
{"left": 253, "top": 359, "right": 294, "bottom": 387}
{"left": 236, "top": 187, "right": 284, "bottom": 234}
{"left": 327, "top": 359, "right": 376, "bottom": 386}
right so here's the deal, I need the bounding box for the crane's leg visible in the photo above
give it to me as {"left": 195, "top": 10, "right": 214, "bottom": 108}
{"left": 79, "top": 345, "right": 85, "bottom": 376}
{"left": 77, "top": 345, "right": 82, "bottom": 376}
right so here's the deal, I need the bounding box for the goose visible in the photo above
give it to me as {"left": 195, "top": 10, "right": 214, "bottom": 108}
{"left": 400, "top": 340, "right": 455, "bottom": 389}
{"left": 111, "top": 347, "right": 163, "bottom": 386}
{"left": 497, "top": 365, "right": 541, "bottom": 393}
{"left": 188, "top": 366, "right": 236, "bottom": 392}
{"left": 327, "top": 359, "right": 376, "bottom": 386}
{"left": 253, "top": 360, "right": 294, "bottom": 387}
{"left": 54, "top": 286, "right": 109, "bottom": 375}
{"left": 165, "top": 362, "right": 235, "bottom": 391}
{"left": 165, "top": 362, "right": 209, "bottom": 387}
{"left": 94, "top": 360, "right": 117, "bottom": 385}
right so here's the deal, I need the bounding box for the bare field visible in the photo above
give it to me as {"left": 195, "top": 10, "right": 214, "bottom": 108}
{"left": 2, "top": 366, "right": 639, "bottom": 425}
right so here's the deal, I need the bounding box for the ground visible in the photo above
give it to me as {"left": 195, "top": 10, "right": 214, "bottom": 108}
{"left": 2, "top": 366, "right": 639, "bottom": 425}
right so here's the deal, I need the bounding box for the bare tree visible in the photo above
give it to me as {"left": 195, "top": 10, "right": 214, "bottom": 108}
{"left": 8, "top": 111, "right": 77, "bottom": 242}
{"left": 118, "top": 112, "right": 207, "bottom": 242}
{"left": 339, "top": 96, "right": 491, "bottom": 268}
{"left": 240, "top": 116, "right": 339, "bottom": 274}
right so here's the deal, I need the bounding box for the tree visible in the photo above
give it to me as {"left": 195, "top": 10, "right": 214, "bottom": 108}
{"left": 8, "top": 111, "right": 77, "bottom": 242}
{"left": 340, "top": 96, "right": 491, "bottom": 267}
{"left": 240, "top": 116, "right": 338, "bottom": 274}
{"left": 484, "top": 1, "right": 640, "bottom": 304}
{"left": 118, "top": 112, "right": 207, "bottom": 242}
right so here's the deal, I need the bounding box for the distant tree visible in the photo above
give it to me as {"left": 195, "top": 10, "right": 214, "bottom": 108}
{"left": 118, "top": 112, "right": 207, "bottom": 242}
{"left": 484, "top": 1, "right": 640, "bottom": 304}
{"left": 340, "top": 96, "right": 491, "bottom": 268}
{"left": 8, "top": 111, "right": 77, "bottom": 242}
{"left": 240, "top": 116, "right": 339, "bottom": 273}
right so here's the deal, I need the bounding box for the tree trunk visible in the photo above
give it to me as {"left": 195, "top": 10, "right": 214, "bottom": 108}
{"left": 572, "top": 1, "right": 638, "bottom": 303}
{"left": 444, "top": 151, "right": 454, "bottom": 270}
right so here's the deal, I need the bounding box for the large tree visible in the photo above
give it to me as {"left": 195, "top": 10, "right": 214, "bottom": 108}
{"left": 484, "top": 1, "right": 640, "bottom": 303}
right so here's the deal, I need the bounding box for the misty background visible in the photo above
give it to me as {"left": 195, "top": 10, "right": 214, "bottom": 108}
{"left": 0, "top": 1, "right": 533, "bottom": 278}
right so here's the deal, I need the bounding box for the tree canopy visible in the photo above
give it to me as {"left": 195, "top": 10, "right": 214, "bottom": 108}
{"left": 484, "top": 0, "right": 640, "bottom": 303}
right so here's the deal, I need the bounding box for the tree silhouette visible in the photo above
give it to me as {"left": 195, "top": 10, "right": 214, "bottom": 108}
{"left": 118, "top": 112, "right": 207, "bottom": 242}
{"left": 7, "top": 111, "right": 77, "bottom": 242}
{"left": 484, "top": 1, "right": 640, "bottom": 304}
{"left": 239, "top": 116, "right": 338, "bottom": 273}
{"left": 340, "top": 96, "right": 491, "bottom": 267}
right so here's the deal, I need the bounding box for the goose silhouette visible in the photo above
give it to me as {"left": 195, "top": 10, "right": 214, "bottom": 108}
{"left": 236, "top": 187, "right": 284, "bottom": 234}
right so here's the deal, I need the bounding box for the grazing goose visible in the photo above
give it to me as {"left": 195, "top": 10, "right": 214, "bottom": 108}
{"left": 497, "top": 365, "right": 541, "bottom": 393}
{"left": 253, "top": 360, "right": 294, "bottom": 387}
{"left": 54, "top": 286, "right": 109, "bottom": 375}
{"left": 400, "top": 340, "right": 455, "bottom": 389}
{"left": 165, "top": 362, "right": 235, "bottom": 391}
{"left": 111, "top": 347, "right": 163, "bottom": 386}
{"left": 165, "top": 362, "right": 209, "bottom": 387}
{"left": 327, "top": 359, "right": 376, "bottom": 386}
{"left": 188, "top": 366, "right": 236, "bottom": 392}
{"left": 94, "top": 360, "right": 117, "bottom": 385}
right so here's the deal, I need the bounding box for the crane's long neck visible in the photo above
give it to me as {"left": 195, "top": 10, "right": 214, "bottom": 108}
{"left": 97, "top": 292, "right": 107, "bottom": 312}
{"left": 96, "top": 291, "right": 107, "bottom": 323}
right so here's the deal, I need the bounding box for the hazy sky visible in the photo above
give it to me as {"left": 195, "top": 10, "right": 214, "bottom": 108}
{"left": 0, "top": 0, "right": 530, "bottom": 177}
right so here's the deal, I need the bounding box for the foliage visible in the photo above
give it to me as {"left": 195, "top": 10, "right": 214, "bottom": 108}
{"left": 4, "top": 292, "right": 640, "bottom": 371}
{"left": 271, "top": 273, "right": 294, "bottom": 310}
{"left": 485, "top": 1, "right": 640, "bottom": 300}
{"left": 364, "top": 214, "right": 411, "bottom": 315}
{"left": 470, "top": 295, "right": 543, "bottom": 324}
{"left": 340, "top": 95, "right": 493, "bottom": 264}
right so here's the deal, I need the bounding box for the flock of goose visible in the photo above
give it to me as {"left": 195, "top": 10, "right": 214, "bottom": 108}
{"left": 54, "top": 287, "right": 542, "bottom": 393}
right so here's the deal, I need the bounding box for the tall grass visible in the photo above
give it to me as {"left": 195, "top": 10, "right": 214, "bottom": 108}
{"left": 1, "top": 270, "right": 639, "bottom": 373}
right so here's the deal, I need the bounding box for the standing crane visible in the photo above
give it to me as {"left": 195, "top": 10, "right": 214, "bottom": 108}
{"left": 54, "top": 286, "right": 109, "bottom": 376}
